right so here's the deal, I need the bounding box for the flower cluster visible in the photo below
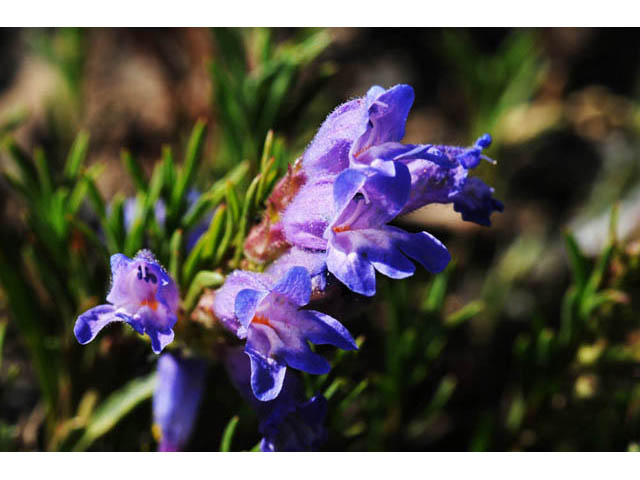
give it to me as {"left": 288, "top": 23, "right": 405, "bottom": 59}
{"left": 213, "top": 84, "right": 502, "bottom": 406}
{"left": 73, "top": 84, "right": 502, "bottom": 451}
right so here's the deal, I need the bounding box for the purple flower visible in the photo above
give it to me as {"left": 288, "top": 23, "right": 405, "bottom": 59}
{"left": 326, "top": 166, "right": 451, "bottom": 296}
{"left": 225, "top": 348, "right": 327, "bottom": 451}
{"left": 213, "top": 266, "right": 356, "bottom": 401}
{"left": 395, "top": 135, "right": 503, "bottom": 223}
{"left": 153, "top": 352, "right": 207, "bottom": 452}
{"left": 452, "top": 176, "right": 504, "bottom": 227}
{"left": 265, "top": 247, "right": 328, "bottom": 293}
{"left": 302, "top": 84, "right": 414, "bottom": 178}
{"left": 298, "top": 83, "right": 502, "bottom": 227}
{"left": 74, "top": 250, "right": 179, "bottom": 354}
{"left": 283, "top": 164, "right": 450, "bottom": 297}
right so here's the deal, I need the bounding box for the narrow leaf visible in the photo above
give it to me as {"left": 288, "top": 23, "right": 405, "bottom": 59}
{"left": 183, "top": 270, "right": 225, "bottom": 312}
{"left": 220, "top": 415, "right": 240, "bottom": 452}
{"left": 64, "top": 131, "right": 90, "bottom": 180}
{"left": 73, "top": 373, "right": 157, "bottom": 452}
{"left": 121, "top": 149, "right": 147, "bottom": 192}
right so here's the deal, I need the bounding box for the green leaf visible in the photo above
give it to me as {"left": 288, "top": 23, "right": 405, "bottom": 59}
{"left": 338, "top": 379, "right": 369, "bottom": 412}
{"left": 84, "top": 174, "right": 106, "bottom": 221}
{"left": 201, "top": 205, "right": 227, "bottom": 261}
{"left": 0, "top": 320, "right": 7, "bottom": 372}
{"left": 220, "top": 415, "right": 239, "bottom": 452}
{"left": 33, "top": 148, "right": 52, "bottom": 198}
{"left": 564, "top": 232, "right": 588, "bottom": 290}
{"left": 183, "top": 270, "right": 225, "bottom": 312}
{"left": 424, "top": 374, "right": 457, "bottom": 418}
{"left": 580, "top": 243, "right": 614, "bottom": 320}
{"left": 256, "top": 157, "right": 275, "bottom": 210}
{"left": 0, "top": 106, "right": 28, "bottom": 136}
{"left": 180, "top": 160, "right": 249, "bottom": 231}
{"left": 169, "top": 229, "right": 183, "bottom": 282}
{"left": 225, "top": 182, "right": 241, "bottom": 224}
{"left": 107, "top": 193, "right": 126, "bottom": 252}
{"left": 214, "top": 207, "right": 235, "bottom": 266}
{"left": 323, "top": 378, "right": 345, "bottom": 401}
{"left": 73, "top": 372, "right": 157, "bottom": 452}
{"left": 66, "top": 178, "right": 89, "bottom": 216}
{"left": 121, "top": 149, "right": 147, "bottom": 192}
{"left": 445, "top": 300, "right": 485, "bottom": 328}
{"left": 162, "top": 145, "right": 176, "bottom": 194}
{"left": 259, "top": 129, "right": 274, "bottom": 172}
{"left": 2, "top": 137, "right": 39, "bottom": 194}
{"left": 147, "top": 161, "right": 166, "bottom": 207}
{"left": 182, "top": 206, "right": 226, "bottom": 285}
{"left": 64, "top": 130, "right": 90, "bottom": 180}
{"left": 423, "top": 263, "right": 454, "bottom": 313}
{"left": 171, "top": 119, "right": 207, "bottom": 212}
{"left": 231, "top": 174, "right": 261, "bottom": 268}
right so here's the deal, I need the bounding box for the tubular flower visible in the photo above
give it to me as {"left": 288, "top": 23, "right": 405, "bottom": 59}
{"left": 225, "top": 348, "right": 327, "bottom": 451}
{"left": 279, "top": 83, "right": 503, "bottom": 297}
{"left": 296, "top": 83, "right": 502, "bottom": 225}
{"left": 325, "top": 166, "right": 450, "bottom": 296}
{"left": 153, "top": 352, "right": 208, "bottom": 452}
{"left": 283, "top": 163, "right": 450, "bottom": 296}
{"left": 302, "top": 84, "right": 414, "bottom": 178}
{"left": 395, "top": 134, "right": 504, "bottom": 224}
{"left": 213, "top": 266, "right": 356, "bottom": 401}
{"left": 74, "top": 250, "right": 179, "bottom": 354}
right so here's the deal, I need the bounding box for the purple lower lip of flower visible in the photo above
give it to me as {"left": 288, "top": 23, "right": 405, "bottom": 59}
{"left": 73, "top": 250, "right": 179, "bottom": 354}
{"left": 224, "top": 348, "right": 328, "bottom": 452}
{"left": 153, "top": 352, "right": 207, "bottom": 452}
{"left": 214, "top": 266, "right": 356, "bottom": 401}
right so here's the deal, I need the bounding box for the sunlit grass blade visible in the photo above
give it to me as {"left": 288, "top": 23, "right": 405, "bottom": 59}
{"left": 564, "top": 232, "right": 588, "bottom": 291}
{"left": 423, "top": 262, "right": 454, "bottom": 313}
{"left": 33, "top": 148, "right": 53, "bottom": 198}
{"left": 181, "top": 160, "right": 249, "bottom": 231}
{"left": 2, "top": 136, "right": 39, "bottom": 194}
{"left": 0, "top": 320, "right": 7, "bottom": 372}
{"left": 72, "top": 372, "right": 157, "bottom": 452}
{"left": 169, "top": 229, "right": 183, "bottom": 282}
{"left": 445, "top": 300, "right": 485, "bottom": 328}
{"left": 171, "top": 119, "right": 207, "bottom": 212}
{"left": 231, "top": 174, "right": 261, "bottom": 268}
{"left": 183, "top": 270, "right": 225, "bottom": 312}
{"left": 64, "top": 130, "right": 90, "bottom": 180}
{"left": 201, "top": 205, "right": 227, "bottom": 261}
{"left": 214, "top": 208, "right": 235, "bottom": 266}
{"left": 219, "top": 415, "right": 240, "bottom": 452}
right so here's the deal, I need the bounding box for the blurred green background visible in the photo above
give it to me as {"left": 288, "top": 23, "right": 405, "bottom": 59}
{"left": 0, "top": 28, "right": 639, "bottom": 451}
